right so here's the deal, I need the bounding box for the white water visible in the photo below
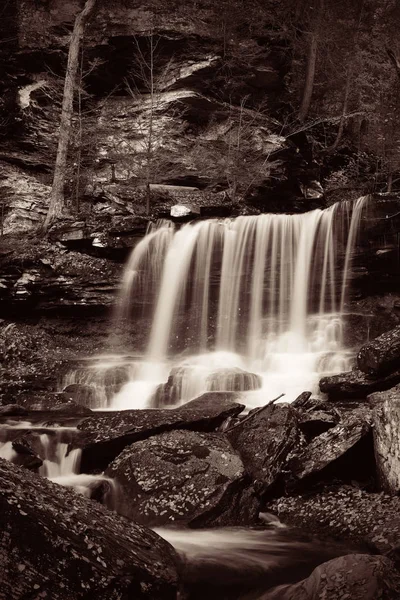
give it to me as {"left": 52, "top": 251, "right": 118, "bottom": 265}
{"left": 66, "top": 199, "right": 369, "bottom": 410}
{"left": 0, "top": 424, "right": 117, "bottom": 505}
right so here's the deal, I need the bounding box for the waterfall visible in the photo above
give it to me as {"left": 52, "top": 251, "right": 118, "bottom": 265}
{"left": 79, "top": 198, "right": 369, "bottom": 409}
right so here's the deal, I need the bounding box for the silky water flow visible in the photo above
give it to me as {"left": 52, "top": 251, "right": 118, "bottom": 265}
{"left": 70, "top": 197, "right": 368, "bottom": 410}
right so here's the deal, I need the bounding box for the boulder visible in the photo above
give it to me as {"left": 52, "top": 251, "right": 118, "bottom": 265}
{"left": 0, "top": 403, "right": 28, "bottom": 416}
{"left": 11, "top": 436, "right": 43, "bottom": 471}
{"left": 286, "top": 416, "right": 372, "bottom": 486}
{"left": 177, "top": 391, "right": 244, "bottom": 412}
{"left": 267, "top": 485, "right": 400, "bottom": 556}
{"left": 297, "top": 410, "right": 338, "bottom": 439}
{"left": 370, "top": 386, "right": 400, "bottom": 493}
{"left": 227, "top": 403, "right": 303, "bottom": 495}
{"left": 319, "top": 368, "right": 400, "bottom": 399}
{"left": 0, "top": 458, "right": 180, "bottom": 599}
{"left": 292, "top": 394, "right": 339, "bottom": 439}
{"left": 77, "top": 404, "right": 245, "bottom": 473}
{"left": 13, "top": 391, "right": 91, "bottom": 413}
{"left": 206, "top": 367, "right": 262, "bottom": 392}
{"left": 106, "top": 430, "right": 259, "bottom": 527}
{"left": 291, "top": 392, "right": 313, "bottom": 408}
{"left": 357, "top": 325, "right": 400, "bottom": 375}
{"left": 262, "top": 554, "right": 400, "bottom": 600}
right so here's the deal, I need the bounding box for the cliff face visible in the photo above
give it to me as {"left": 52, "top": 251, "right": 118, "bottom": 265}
{"left": 2, "top": 0, "right": 369, "bottom": 235}
{"left": 0, "top": 1, "right": 399, "bottom": 318}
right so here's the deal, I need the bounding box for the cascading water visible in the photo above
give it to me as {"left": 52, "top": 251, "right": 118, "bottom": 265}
{"left": 0, "top": 423, "right": 117, "bottom": 507}
{"left": 69, "top": 198, "right": 369, "bottom": 410}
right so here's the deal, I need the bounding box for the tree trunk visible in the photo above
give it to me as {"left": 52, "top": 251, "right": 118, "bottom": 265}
{"left": 326, "top": 67, "right": 351, "bottom": 153}
{"left": 388, "top": 172, "right": 393, "bottom": 192}
{"left": 298, "top": 0, "right": 324, "bottom": 122}
{"left": 43, "top": 0, "right": 98, "bottom": 230}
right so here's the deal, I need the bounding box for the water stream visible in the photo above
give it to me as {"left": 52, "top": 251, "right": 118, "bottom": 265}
{"left": 67, "top": 197, "right": 368, "bottom": 410}
{"left": 0, "top": 199, "right": 372, "bottom": 593}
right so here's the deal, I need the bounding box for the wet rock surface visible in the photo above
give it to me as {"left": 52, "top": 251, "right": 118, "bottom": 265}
{"left": 286, "top": 416, "right": 372, "bottom": 487}
{"left": 319, "top": 367, "right": 400, "bottom": 399}
{"left": 262, "top": 554, "right": 400, "bottom": 600}
{"left": 0, "top": 458, "right": 180, "bottom": 599}
{"left": 106, "top": 429, "right": 259, "bottom": 527}
{"left": 357, "top": 324, "right": 400, "bottom": 375}
{"left": 227, "top": 403, "right": 303, "bottom": 495}
{"left": 370, "top": 386, "right": 400, "bottom": 493}
{"left": 267, "top": 485, "right": 400, "bottom": 555}
{"left": 0, "top": 403, "right": 28, "bottom": 416}
{"left": 77, "top": 403, "right": 245, "bottom": 472}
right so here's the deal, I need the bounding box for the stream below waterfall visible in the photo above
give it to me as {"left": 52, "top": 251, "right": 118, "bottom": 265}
{"left": 0, "top": 198, "right": 375, "bottom": 597}
{"left": 0, "top": 418, "right": 364, "bottom": 599}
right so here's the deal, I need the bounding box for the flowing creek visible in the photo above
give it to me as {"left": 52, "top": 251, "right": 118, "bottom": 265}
{"left": 66, "top": 197, "right": 368, "bottom": 410}
{"left": 0, "top": 198, "right": 372, "bottom": 597}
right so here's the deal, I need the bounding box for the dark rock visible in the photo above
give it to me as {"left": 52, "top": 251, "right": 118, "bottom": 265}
{"left": 227, "top": 403, "right": 303, "bottom": 495}
{"left": 77, "top": 404, "right": 245, "bottom": 473}
{"left": 63, "top": 383, "right": 98, "bottom": 409}
{"left": 106, "top": 430, "right": 259, "bottom": 527}
{"left": 0, "top": 458, "right": 180, "bottom": 599}
{"left": 267, "top": 485, "right": 400, "bottom": 556}
{"left": 0, "top": 403, "right": 28, "bottom": 416}
{"left": 319, "top": 368, "right": 400, "bottom": 399}
{"left": 206, "top": 367, "right": 262, "bottom": 392}
{"left": 370, "top": 386, "right": 400, "bottom": 493}
{"left": 292, "top": 394, "right": 339, "bottom": 439}
{"left": 357, "top": 324, "right": 400, "bottom": 375}
{"left": 286, "top": 416, "right": 372, "bottom": 486}
{"left": 15, "top": 391, "right": 91, "bottom": 414}
{"left": 298, "top": 411, "right": 338, "bottom": 439}
{"left": 262, "top": 554, "right": 400, "bottom": 600}
{"left": 177, "top": 391, "right": 244, "bottom": 413}
{"left": 10, "top": 440, "right": 43, "bottom": 471}
{"left": 292, "top": 391, "right": 312, "bottom": 408}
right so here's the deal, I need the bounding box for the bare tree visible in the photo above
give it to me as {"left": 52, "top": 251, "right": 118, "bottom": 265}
{"left": 298, "top": 0, "right": 325, "bottom": 122}
{"left": 125, "top": 34, "right": 182, "bottom": 214}
{"left": 43, "top": 0, "right": 98, "bottom": 230}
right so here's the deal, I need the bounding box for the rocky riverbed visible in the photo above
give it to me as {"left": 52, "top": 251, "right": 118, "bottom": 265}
{"left": 2, "top": 324, "right": 400, "bottom": 598}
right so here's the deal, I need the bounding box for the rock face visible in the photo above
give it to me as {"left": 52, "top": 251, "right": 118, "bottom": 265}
{"left": 262, "top": 554, "right": 400, "bottom": 600}
{"left": 267, "top": 485, "right": 400, "bottom": 556}
{"left": 0, "top": 458, "right": 180, "bottom": 599}
{"left": 286, "top": 416, "right": 371, "bottom": 486}
{"left": 78, "top": 403, "right": 245, "bottom": 472}
{"left": 206, "top": 368, "right": 262, "bottom": 392}
{"left": 227, "top": 403, "right": 302, "bottom": 495}
{"left": 319, "top": 368, "right": 400, "bottom": 399}
{"left": 370, "top": 386, "right": 400, "bottom": 493}
{"left": 293, "top": 395, "right": 339, "bottom": 439}
{"left": 106, "top": 430, "right": 259, "bottom": 527}
{"left": 357, "top": 325, "right": 400, "bottom": 375}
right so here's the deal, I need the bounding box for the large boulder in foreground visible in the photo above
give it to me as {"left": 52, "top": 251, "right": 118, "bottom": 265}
{"left": 227, "top": 403, "right": 303, "bottom": 495}
{"left": 370, "top": 386, "right": 400, "bottom": 493}
{"left": 0, "top": 458, "right": 180, "bottom": 599}
{"left": 106, "top": 430, "right": 259, "bottom": 528}
{"left": 357, "top": 325, "right": 400, "bottom": 376}
{"left": 267, "top": 485, "right": 400, "bottom": 555}
{"left": 262, "top": 554, "right": 400, "bottom": 600}
{"left": 319, "top": 368, "right": 400, "bottom": 399}
{"left": 78, "top": 403, "right": 244, "bottom": 472}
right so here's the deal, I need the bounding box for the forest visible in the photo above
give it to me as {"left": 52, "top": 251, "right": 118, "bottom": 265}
{"left": 2, "top": 1, "right": 400, "bottom": 599}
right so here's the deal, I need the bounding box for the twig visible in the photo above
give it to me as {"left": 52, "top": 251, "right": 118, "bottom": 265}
{"left": 225, "top": 393, "right": 285, "bottom": 433}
